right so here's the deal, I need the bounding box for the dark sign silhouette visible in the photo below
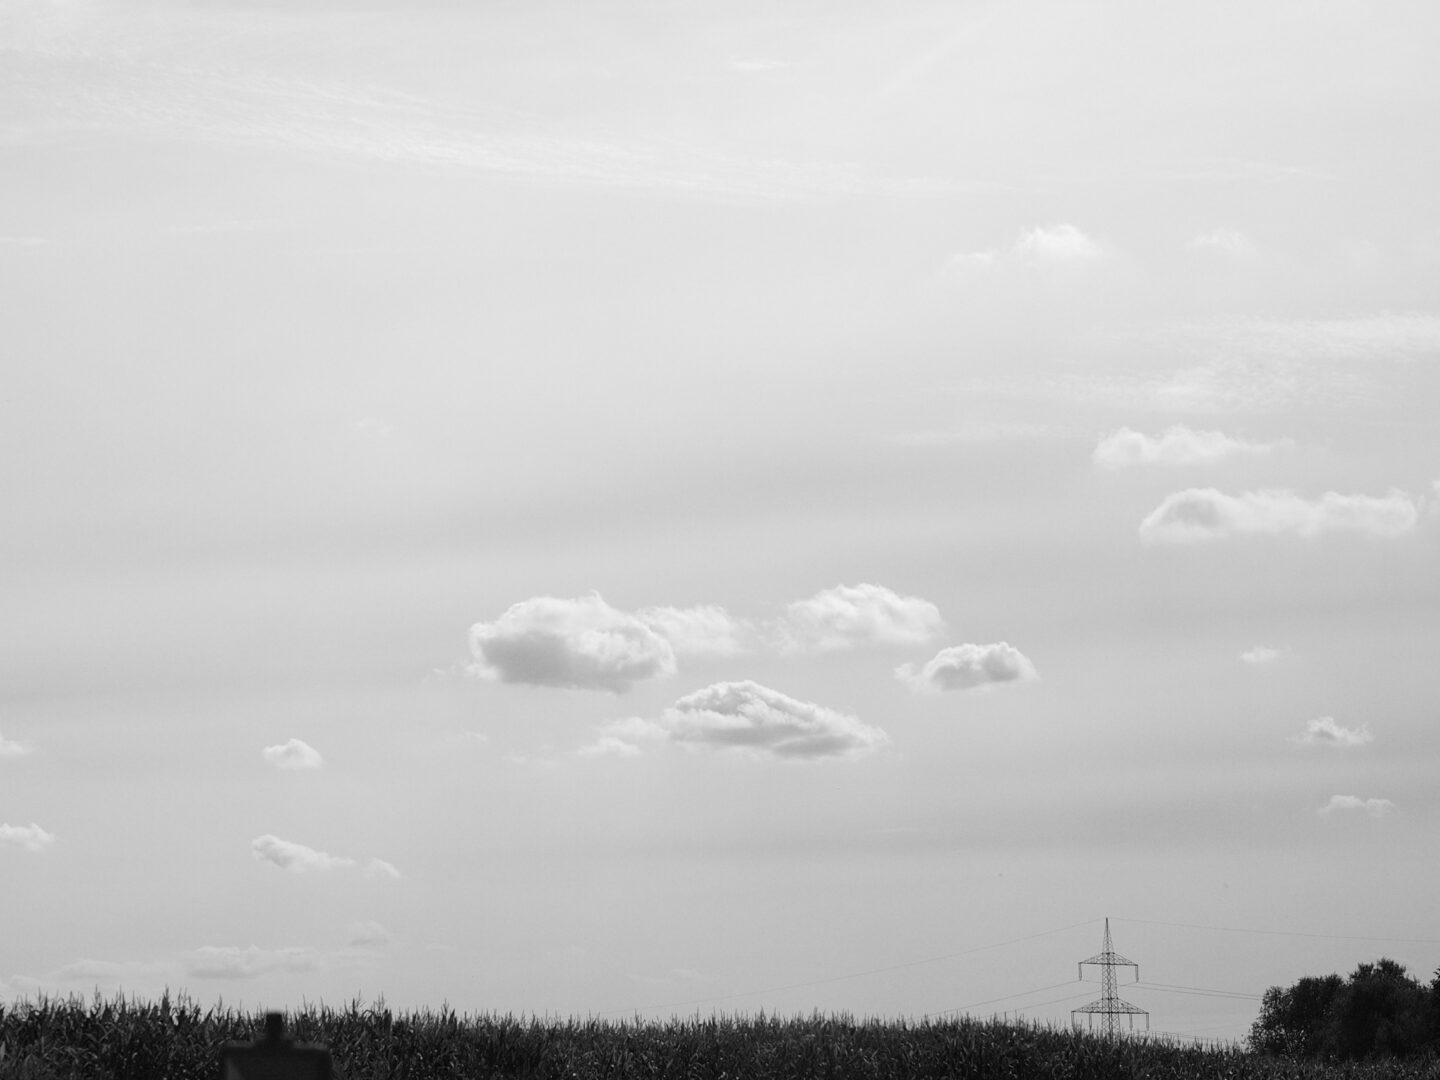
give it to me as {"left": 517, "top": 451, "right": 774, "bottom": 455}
{"left": 221, "top": 1013, "right": 331, "bottom": 1080}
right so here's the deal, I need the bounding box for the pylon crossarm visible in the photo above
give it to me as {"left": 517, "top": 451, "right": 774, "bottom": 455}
{"left": 1079, "top": 952, "right": 1139, "bottom": 971}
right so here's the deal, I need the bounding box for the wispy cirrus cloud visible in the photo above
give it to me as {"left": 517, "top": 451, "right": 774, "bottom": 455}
{"left": 896, "top": 642, "right": 1039, "bottom": 693}
{"left": 0, "top": 822, "right": 55, "bottom": 852}
{"left": 4, "top": 19, "right": 940, "bottom": 205}
{"left": 1139, "top": 488, "right": 1420, "bottom": 543}
{"left": 1294, "top": 717, "right": 1373, "bottom": 747}
{"left": 1093, "top": 426, "right": 1286, "bottom": 468}
{"left": 250, "top": 835, "right": 399, "bottom": 880}
{"left": 1319, "top": 795, "right": 1395, "bottom": 818}
{"left": 261, "top": 738, "right": 323, "bottom": 770}
{"left": 585, "top": 681, "right": 889, "bottom": 761}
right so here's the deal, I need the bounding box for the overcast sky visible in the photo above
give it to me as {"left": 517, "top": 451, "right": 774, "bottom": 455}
{"left": 3, "top": 0, "right": 1439, "bottom": 1043}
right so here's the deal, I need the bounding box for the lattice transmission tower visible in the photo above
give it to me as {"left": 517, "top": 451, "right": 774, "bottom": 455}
{"left": 1072, "top": 918, "right": 1149, "bottom": 1036}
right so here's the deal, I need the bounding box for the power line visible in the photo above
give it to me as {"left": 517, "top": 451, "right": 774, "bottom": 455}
{"left": 1012, "top": 989, "right": 1109, "bottom": 1015}
{"left": 926, "top": 980, "right": 1082, "bottom": 1018}
{"left": 1133, "top": 981, "right": 1260, "bottom": 1002}
{"left": 1114, "top": 917, "right": 1440, "bottom": 947}
{"left": 597, "top": 919, "right": 1101, "bottom": 1017}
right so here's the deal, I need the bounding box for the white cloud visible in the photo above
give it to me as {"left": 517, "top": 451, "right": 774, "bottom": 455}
{"left": 469, "top": 593, "right": 676, "bottom": 692}
{"left": 0, "top": 822, "right": 55, "bottom": 852}
{"left": 0, "top": 731, "right": 30, "bottom": 757}
{"left": 250, "top": 835, "right": 356, "bottom": 873}
{"left": 1139, "top": 488, "right": 1419, "bottom": 543}
{"left": 1187, "top": 228, "right": 1260, "bottom": 259}
{"left": 636, "top": 605, "right": 753, "bottom": 657}
{"left": 896, "top": 642, "right": 1039, "bottom": 692}
{"left": 775, "top": 583, "right": 944, "bottom": 652}
{"left": 185, "top": 945, "right": 322, "bottom": 980}
{"left": 1093, "top": 426, "right": 1285, "bottom": 468}
{"left": 579, "top": 716, "right": 668, "bottom": 757}
{"left": 1240, "top": 646, "right": 1282, "bottom": 665}
{"left": 363, "top": 858, "right": 402, "bottom": 881}
{"left": 948, "top": 224, "right": 1103, "bottom": 270}
{"left": 612, "top": 681, "right": 889, "bottom": 760}
{"left": 261, "top": 738, "right": 323, "bottom": 770}
{"left": 1294, "top": 716, "right": 1373, "bottom": 747}
{"left": 250, "top": 835, "right": 400, "bottom": 880}
{"left": 1319, "top": 795, "right": 1395, "bottom": 818}
{"left": 1014, "top": 223, "right": 1105, "bottom": 263}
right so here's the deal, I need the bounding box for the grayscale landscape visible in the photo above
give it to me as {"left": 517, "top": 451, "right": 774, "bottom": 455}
{"left": 2, "top": 0, "right": 1438, "bottom": 1069}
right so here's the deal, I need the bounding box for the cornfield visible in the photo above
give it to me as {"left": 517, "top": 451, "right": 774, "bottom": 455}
{"left": 1, "top": 995, "right": 1436, "bottom": 1080}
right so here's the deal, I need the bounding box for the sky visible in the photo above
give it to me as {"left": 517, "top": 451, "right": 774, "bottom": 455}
{"left": 2, "top": 0, "right": 1439, "bottom": 1045}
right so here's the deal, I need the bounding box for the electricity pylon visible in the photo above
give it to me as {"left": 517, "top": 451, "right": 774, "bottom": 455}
{"left": 1072, "top": 918, "right": 1149, "bottom": 1036}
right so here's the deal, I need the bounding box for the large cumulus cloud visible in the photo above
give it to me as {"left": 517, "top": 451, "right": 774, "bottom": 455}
{"left": 469, "top": 593, "right": 678, "bottom": 692}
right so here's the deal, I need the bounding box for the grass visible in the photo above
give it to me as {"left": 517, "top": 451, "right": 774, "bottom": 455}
{"left": 2, "top": 994, "right": 1437, "bottom": 1080}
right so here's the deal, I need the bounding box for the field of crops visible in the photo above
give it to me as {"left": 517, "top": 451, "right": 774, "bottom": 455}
{"left": 2, "top": 995, "right": 1437, "bottom": 1080}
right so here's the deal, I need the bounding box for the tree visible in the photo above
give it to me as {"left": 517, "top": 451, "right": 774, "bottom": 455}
{"left": 1249, "top": 973, "right": 1342, "bottom": 1056}
{"left": 1322, "top": 959, "right": 1429, "bottom": 1059}
{"left": 1251, "top": 959, "right": 1435, "bottom": 1060}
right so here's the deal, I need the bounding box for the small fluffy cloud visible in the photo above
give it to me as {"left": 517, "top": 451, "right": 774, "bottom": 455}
{"left": 579, "top": 716, "right": 668, "bottom": 757}
{"left": 636, "top": 605, "right": 753, "bottom": 657}
{"left": 1240, "top": 646, "right": 1282, "bottom": 665}
{"left": 186, "top": 946, "right": 322, "bottom": 980}
{"left": 896, "top": 643, "right": 1039, "bottom": 692}
{"left": 597, "top": 682, "right": 888, "bottom": 760}
{"left": 776, "top": 584, "right": 944, "bottom": 652}
{"left": 0, "top": 731, "right": 30, "bottom": 757}
{"left": 0, "top": 822, "right": 55, "bottom": 852}
{"left": 1188, "top": 228, "right": 1260, "bottom": 259}
{"left": 948, "top": 224, "right": 1104, "bottom": 270}
{"left": 251, "top": 836, "right": 402, "bottom": 880}
{"left": 469, "top": 593, "right": 676, "bottom": 692}
{"left": 1139, "top": 488, "right": 1419, "bottom": 543}
{"left": 1015, "top": 223, "right": 1105, "bottom": 263}
{"left": 261, "top": 738, "right": 323, "bottom": 770}
{"left": 251, "top": 835, "right": 355, "bottom": 872}
{"left": 1093, "top": 426, "right": 1284, "bottom": 468}
{"left": 1294, "top": 717, "right": 1373, "bottom": 747}
{"left": 1319, "top": 795, "right": 1395, "bottom": 818}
